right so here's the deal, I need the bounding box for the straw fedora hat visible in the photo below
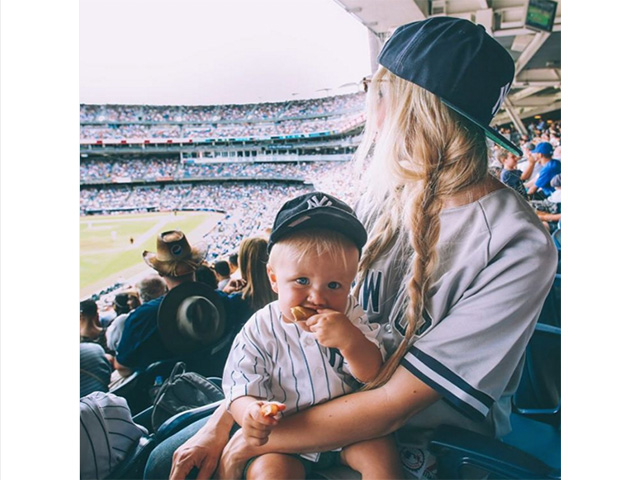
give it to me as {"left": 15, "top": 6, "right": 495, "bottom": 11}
{"left": 143, "top": 230, "right": 208, "bottom": 277}
{"left": 157, "top": 281, "right": 227, "bottom": 355}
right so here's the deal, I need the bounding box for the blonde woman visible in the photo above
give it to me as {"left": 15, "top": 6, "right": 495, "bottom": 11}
{"left": 146, "top": 17, "right": 557, "bottom": 480}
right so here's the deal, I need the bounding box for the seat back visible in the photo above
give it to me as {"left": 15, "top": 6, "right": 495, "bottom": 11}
{"left": 537, "top": 274, "right": 560, "bottom": 327}
{"left": 512, "top": 323, "right": 561, "bottom": 426}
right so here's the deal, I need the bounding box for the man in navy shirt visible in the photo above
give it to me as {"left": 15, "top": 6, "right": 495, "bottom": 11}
{"left": 527, "top": 141, "right": 561, "bottom": 199}
{"left": 113, "top": 230, "right": 225, "bottom": 381}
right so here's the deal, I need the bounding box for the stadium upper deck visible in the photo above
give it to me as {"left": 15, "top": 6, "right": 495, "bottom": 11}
{"left": 80, "top": 92, "right": 366, "bottom": 144}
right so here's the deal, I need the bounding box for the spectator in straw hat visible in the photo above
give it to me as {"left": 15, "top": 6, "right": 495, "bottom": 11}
{"left": 112, "top": 230, "right": 223, "bottom": 384}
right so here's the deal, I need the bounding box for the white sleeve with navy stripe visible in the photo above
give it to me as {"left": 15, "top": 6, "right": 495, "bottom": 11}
{"left": 357, "top": 188, "right": 557, "bottom": 439}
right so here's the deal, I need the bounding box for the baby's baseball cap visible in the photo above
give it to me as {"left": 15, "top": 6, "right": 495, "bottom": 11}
{"left": 268, "top": 192, "right": 367, "bottom": 254}
{"left": 377, "top": 16, "right": 522, "bottom": 157}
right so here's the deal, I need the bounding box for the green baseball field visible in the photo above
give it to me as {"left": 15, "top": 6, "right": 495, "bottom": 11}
{"left": 79, "top": 211, "right": 224, "bottom": 299}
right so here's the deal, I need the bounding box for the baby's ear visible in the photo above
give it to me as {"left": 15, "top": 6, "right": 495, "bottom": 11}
{"left": 266, "top": 264, "right": 278, "bottom": 293}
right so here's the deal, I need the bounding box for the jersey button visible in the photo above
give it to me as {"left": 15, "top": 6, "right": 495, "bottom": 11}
{"left": 304, "top": 337, "right": 314, "bottom": 346}
{"left": 385, "top": 324, "right": 392, "bottom": 332}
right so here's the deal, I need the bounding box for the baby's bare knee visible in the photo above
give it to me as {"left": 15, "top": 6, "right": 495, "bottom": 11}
{"left": 245, "top": 453, "right": 306, "bottom": 480}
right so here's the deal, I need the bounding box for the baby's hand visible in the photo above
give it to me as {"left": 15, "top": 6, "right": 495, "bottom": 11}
{"left": 241, "top": 401, "right": 286, "bottom": 446}
{"left": 305, "top": 309, "right": 358, "bottom": 350}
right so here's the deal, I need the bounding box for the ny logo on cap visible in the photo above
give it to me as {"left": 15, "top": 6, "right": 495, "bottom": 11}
{"left": 491, "top": 81, "right": 512, "bottom": 116}
{"left": 306, "top": 195, "right": 332, "bottom": 209}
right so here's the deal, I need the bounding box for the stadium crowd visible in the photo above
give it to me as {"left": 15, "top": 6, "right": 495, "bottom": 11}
{"left": 80, "top": 114, "right": 365, "bottom": 141}
{"left": 81, "top": 158, "right": 345, "bottom": 183}
{"left": 80, "top": 92, "right": 364, "bottom": 123}
{"left": 80, "top": 93, "right": 366, "bottom": 141}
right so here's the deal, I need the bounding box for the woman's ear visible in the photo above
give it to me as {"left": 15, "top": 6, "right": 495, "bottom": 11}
{"left": 266, "top": 264, "right": 278, "bottom": 293}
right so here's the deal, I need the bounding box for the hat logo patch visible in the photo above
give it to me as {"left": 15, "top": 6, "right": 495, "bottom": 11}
{"left": 306, "top": 195, "right": 332, "bottom": 209}
{"left": 171, "top": 244, "right": 183, "bottom": 257}
{"left": 491, "top": 81, "right": 511, "bottom": 116}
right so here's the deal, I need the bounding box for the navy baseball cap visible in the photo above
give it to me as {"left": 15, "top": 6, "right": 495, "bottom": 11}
{"left": 378, "top": 17, "right": 522, "bottom": 157}
{"left": 268, "top": 192, "right": 367, "bottom": 254}
{"left": 532, "top": 141, "right": 554, "bottom": 156}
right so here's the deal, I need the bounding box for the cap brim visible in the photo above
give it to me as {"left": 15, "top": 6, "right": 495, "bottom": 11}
{"left": 441, "top": 99, "right": 523, "bottom": 157}
{"left": 157, "top": 281, "right": 226, "bottom": 355}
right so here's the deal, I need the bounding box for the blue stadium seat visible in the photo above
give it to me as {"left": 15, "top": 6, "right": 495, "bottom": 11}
{"left": 429, "top": 323, "right": 561, "bottom": 479}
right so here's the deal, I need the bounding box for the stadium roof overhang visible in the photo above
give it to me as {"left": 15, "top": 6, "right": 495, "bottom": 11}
{"left": 332, "top": 0, "right": 561, "bottom": 132}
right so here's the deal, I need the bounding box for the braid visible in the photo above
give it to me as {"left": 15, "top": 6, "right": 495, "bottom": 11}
{"left": 362, "top": 170, "right": 444, "bottom": 390}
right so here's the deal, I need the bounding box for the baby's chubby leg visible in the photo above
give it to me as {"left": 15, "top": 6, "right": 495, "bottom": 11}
{"left": 245, "top": 453, "right": 306, "bottom": 480}
{"left": 340, "top": 435, "right": 405, "bottom": 479}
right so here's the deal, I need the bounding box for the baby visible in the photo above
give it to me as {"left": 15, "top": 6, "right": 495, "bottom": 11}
{"left": 222, "top": 192, "right": 403, "bottom": 479}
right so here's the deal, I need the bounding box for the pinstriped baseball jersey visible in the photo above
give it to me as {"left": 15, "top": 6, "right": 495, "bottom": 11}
{"left": 356, "top": 187, "right": 557, "bottom": 439}
{"left": 222, "top": 295, "right": 384, "bottom": 461}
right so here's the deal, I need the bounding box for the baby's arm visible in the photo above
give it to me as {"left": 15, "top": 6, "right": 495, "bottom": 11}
{"left": 305, "top": 309, "right": 382, "bottom": 383}
{"left": 228, "top": 396, "right": 285, "bottom": 447}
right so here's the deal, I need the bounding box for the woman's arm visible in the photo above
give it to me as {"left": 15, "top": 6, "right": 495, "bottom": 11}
{"left": 217, "top": 366, "right": 441, "bottom": 478}
{"left": 169, "top": 405, "right": 235, "bottom": 480}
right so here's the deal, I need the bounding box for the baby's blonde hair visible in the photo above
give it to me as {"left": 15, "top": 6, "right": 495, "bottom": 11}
{"left": 268, "top": 228, "right": 358, "bottom": 274}
{"left": 354, "top": 67, "right": 490, "bottom": 390}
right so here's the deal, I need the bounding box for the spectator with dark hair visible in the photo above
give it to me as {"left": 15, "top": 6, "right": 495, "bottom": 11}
{"left": 114, "top": 293, "right": 131, "bottom": 317}
{"left": 527, "top": 141, "right": 561, "bottom": 199}
{"left": 213, "top": 260, "right": 231, "bottom": 291}
{"left": 195, "top": 263, "right": 219, "bottom": 289}
{"left": 80, "top": 299, "right": 111, "bottom": 354}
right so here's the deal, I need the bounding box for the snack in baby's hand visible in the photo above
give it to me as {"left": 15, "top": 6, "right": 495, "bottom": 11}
{"left": 290, "top": 306, "right": 316, "bottom": 322}
{"left": 260, "top": 403, "right": 286, "bottom": 417}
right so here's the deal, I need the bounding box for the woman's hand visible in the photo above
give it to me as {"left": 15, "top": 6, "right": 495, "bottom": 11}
{"left": 169, "top": 426, "right": 228, "bottom": 480}
{"left": 216, "top": 429, "right": 258, "bottom": 480}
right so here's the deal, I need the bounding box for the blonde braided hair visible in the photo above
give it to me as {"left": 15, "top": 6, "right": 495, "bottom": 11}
{"left": 354, "top": 68, "right": 489, "bottom": 389}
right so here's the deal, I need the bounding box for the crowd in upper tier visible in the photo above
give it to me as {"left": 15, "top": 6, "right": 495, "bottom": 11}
{"left": 80, "top": 93, "right": 366, "bottom": 141}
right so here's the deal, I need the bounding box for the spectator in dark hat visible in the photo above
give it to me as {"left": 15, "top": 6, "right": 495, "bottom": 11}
{"left": 111, "top": 230, "right": 213, "bottom": 384}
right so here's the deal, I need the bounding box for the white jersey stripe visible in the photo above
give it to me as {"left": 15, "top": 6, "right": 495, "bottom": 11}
{"left": 403, "top": 351, "right": 490, "bottom": 419}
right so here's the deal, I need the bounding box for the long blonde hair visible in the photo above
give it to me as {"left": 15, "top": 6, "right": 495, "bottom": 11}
{"left": 238, "top": 236, "right": 277, "bottom": 311}
{"left": 354, "top": 67, "right": 489, "bottom": 390}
